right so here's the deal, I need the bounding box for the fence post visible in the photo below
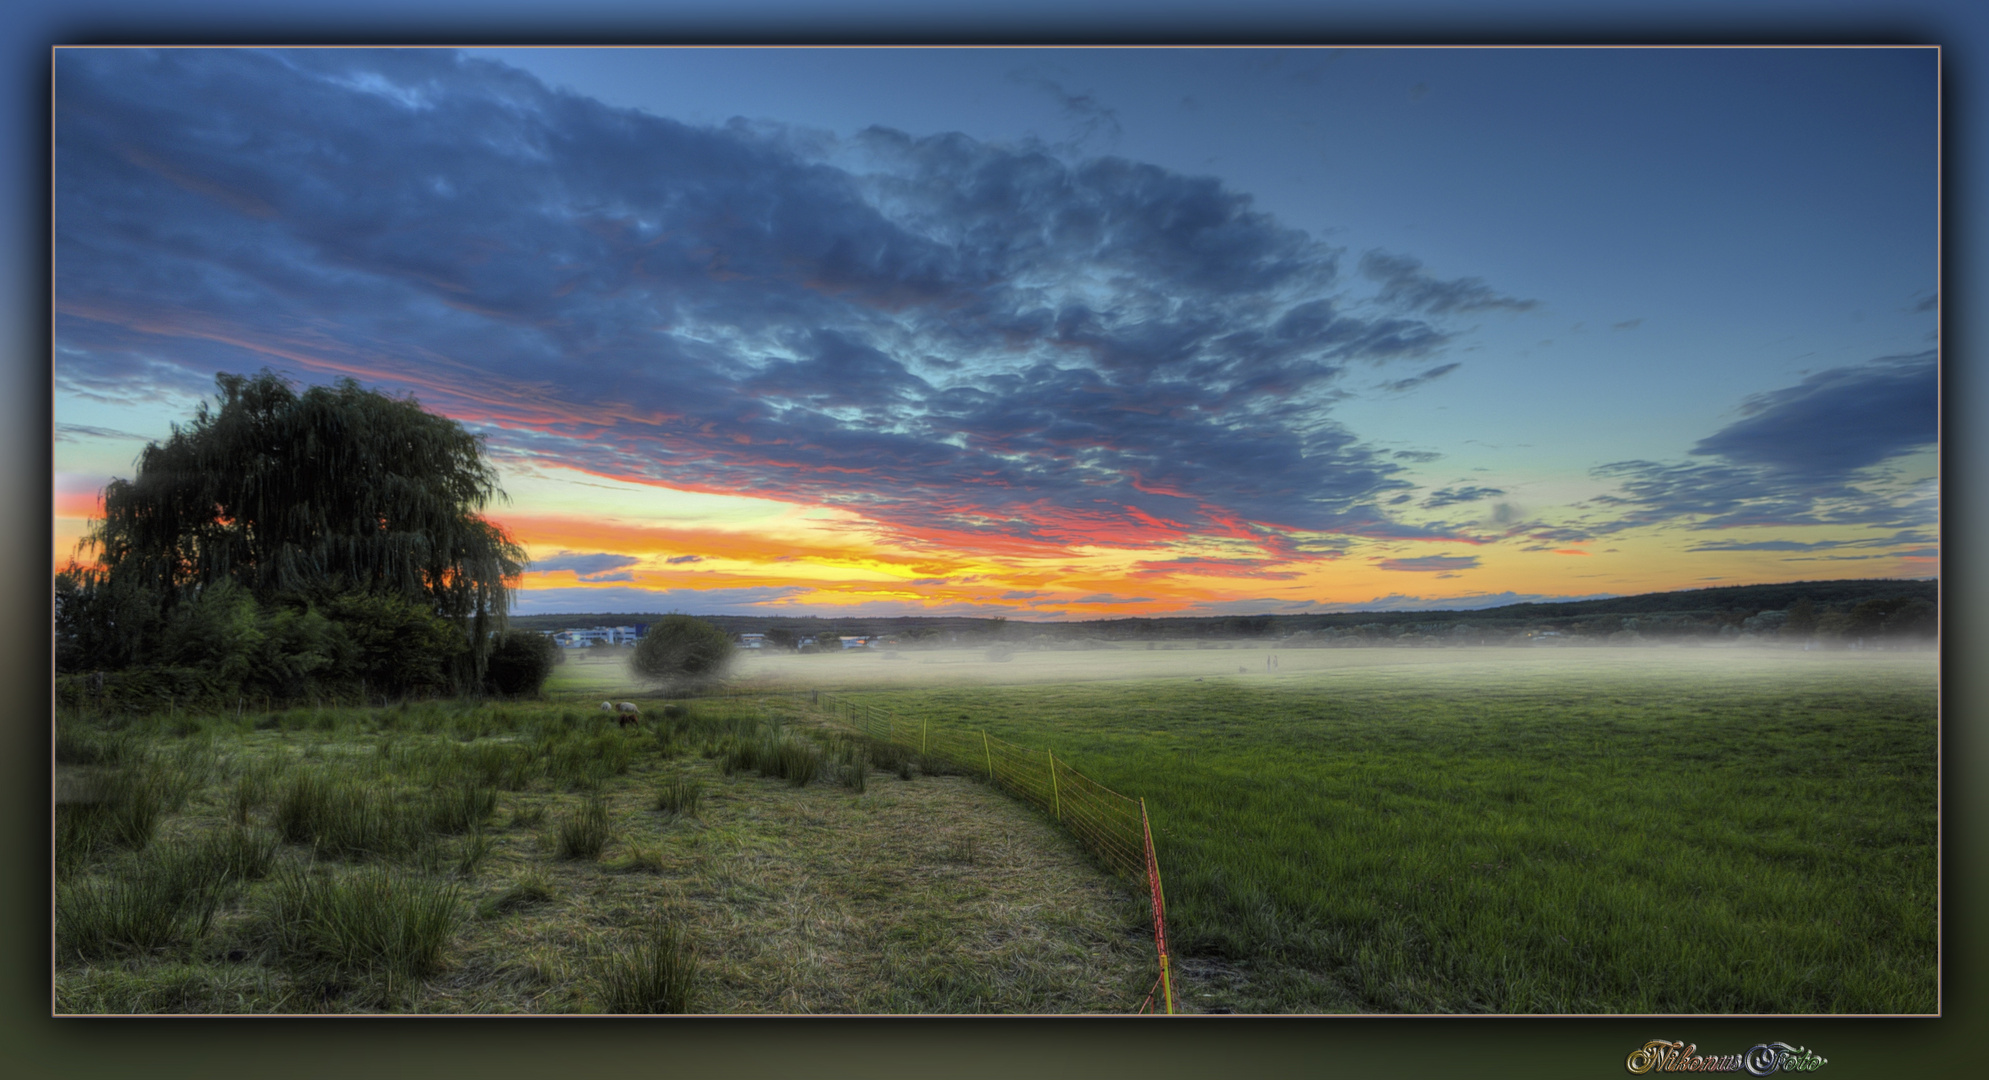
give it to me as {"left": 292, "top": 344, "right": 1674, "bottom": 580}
{"left": 1048, "top": 750, "right": 1061, "bottom": 821}
{"left": 1141, "top": 798, "right": 1174, "bottom": 1016}
{"left": 983, "top": 730, "right": 994, "bottom": 783}
{"left": 921, "top": 717, "right": 927, "bottom": 756}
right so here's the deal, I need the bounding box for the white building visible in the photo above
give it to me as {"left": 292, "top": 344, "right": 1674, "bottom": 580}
{"left": 554, "top": 625, "right": 641, "bottom": 648}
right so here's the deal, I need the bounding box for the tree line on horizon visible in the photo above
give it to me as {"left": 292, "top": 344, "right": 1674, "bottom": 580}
{"left": 511, "top": 577, "right": 1936, "bottom": 651}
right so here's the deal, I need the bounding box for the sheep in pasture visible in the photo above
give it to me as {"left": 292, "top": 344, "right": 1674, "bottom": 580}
{"left": 615, "top": 701, "right": 641, "bottom": 728}
{"left": 599, "top": 701, "right": 615, "bottom": 712}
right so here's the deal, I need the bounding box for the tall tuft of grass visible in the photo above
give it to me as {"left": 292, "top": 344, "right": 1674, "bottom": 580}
{"left": 257, "top": 865, "right": 462, "bottom": 990}
{"left": 598, "top": 922, "right": 698, "bottom": 1014}
{"left": 55, "top": 723, "right": 134, "bottom": 767}
{"left": 758, "top": 734, "right": 821, "bottom": 787}
{"left": 544, "top": 730, "right": 639, "bottom": 791}
{"left": 160, "top": 738, "right": 219, "bottom": 802}
{"left": 57, "top": 874, "right": 216, "bottom": 962}
{"left": 454, "top": 830, "right": 493, "bottom": 879}
{"left": 459, "top": 741, "right": 537, "bottom": 789}
{"left": 57, "top": 762, "right": 176, "bottom": 867}
{"left": 720, "top": 737, "right": 759, "bottom": 776}
{"left": 56, "top": 827, "right": 274, "bottom": 962}
{"left": 274, "top": 770, "right": 414, "bottom": 858}
{"left": 555, "top": 796, "right": 612, "bottom": 860}
{"left": 425, "top": 782, "right": 497, "bottom": 835}
{"left": 863, "top": 737, "right": 914, "bottom": 774}
{"left": 655, "top": 776, "right": 703, "bottom": 818}
{"left": 199, "top": 824, "right": 281, "bottom": 884}
{"left": 231, "top": 758, "right": 286, "bottom": 824}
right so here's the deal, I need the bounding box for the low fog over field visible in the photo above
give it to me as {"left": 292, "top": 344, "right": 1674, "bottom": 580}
{"left": 555, "top": 636, "right": 1935, "bottom": 699}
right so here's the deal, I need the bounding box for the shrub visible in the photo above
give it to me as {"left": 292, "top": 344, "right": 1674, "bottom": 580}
{"left": 598, "top": 922, "right": 697, "bottom": 1013}
{"left": 484, "top": 630, "right": 560, "bottom": 697}
{"left": 320, "top": 591, "right": 467, "bottom": 700}
{"left": 630, "top": 615, "right": 735, "bottom": 688}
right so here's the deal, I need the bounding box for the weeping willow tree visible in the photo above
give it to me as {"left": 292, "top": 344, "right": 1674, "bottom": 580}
{"left": 70, "top": 370, "right": 525, "bottom": 686}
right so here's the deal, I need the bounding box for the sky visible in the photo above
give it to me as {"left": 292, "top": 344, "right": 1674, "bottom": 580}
{"left": 50, "top": 45, "right": 1939, "bottom": 619}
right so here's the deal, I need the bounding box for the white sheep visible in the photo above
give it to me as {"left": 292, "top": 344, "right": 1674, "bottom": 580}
{"left": 615, "top": 701, "right": 641, "bottom": 727}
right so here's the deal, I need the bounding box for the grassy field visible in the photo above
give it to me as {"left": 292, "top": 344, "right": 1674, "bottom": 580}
{"left": 58, "top": 642, "right": 1937, "bottom": 1014}
{"left": 719, "top": 642, "right": 1938, "bottom": 1014}
{"left": 53, "top": 695, "right": 1153, "bottom": 1014}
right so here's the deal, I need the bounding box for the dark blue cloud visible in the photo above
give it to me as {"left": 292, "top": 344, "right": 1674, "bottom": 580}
{"left": 1684, "top": 529, "right": 1931, "bottom": 553}
{"left": 511, "top": 585, "right": 808, "bottom": 615}
{"left": 1316, "top": 590, "right": 1618, "bottom": 612}
{"left": 1379, "top": 362, "right": 1460, "bottom": 393}
{"left": 1422, "top": 484, "right": 1504, "bottom": 509}
{"left": 1588, "top": 353, "right": 1936, "bottom": 535}
{"left": 1688, "top": 352, "right": 1935, "bottom": 479}
{"left": 1358, "top": 251, "right": 1538, "bottom": 316}
{"left": 55, "top": 49, "right": 1521, "bottom": 554}
{"left": 531, "top": 551, "right": 642, "bottom": 581}
{"left": 1376, "top": 554, "right": 1480, "bottom": 573}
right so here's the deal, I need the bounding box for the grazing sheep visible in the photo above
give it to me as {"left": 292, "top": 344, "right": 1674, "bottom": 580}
{"left": 615, "top": 701, "right": 641, "bottom": 728}
{"left": 599, "top": 701, "right": 615, "bottom": 712}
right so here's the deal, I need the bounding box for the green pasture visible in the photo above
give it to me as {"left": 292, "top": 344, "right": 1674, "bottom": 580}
{"left": 809, "top": 645, "right": 1938, "bottom": 1013}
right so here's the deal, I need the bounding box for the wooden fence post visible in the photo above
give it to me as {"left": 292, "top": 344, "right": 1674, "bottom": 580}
{"left": 1049, "top": 749, "right": 1061, "bottom": 821}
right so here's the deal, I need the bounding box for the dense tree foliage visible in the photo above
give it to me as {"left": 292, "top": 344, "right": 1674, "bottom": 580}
{"left": 56, "top": 370, "right": 525, "bottom": 701}
{"left": 630, "top": 616, "right": 734, "bottom": 687}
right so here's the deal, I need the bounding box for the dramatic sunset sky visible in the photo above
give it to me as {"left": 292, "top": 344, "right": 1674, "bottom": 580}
{"left": 52, "top": 46, "right": 1938, "bottom": 618}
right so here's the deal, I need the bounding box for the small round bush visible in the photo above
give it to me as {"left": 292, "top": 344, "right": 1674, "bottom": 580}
{"left": 630, "top": 616, "right": 735, "bottom": 687}
{"left": 485, "top": 631, "right": 561, "bottom": 697}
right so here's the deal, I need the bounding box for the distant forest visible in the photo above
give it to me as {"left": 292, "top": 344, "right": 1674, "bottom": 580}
{"left": 513, "top": 577, "right": 1937, "bottom": 649}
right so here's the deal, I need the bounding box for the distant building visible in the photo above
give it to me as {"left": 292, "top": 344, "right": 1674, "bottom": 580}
{"left": 553, "top": 625, "right": 641, "bottom": 648}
